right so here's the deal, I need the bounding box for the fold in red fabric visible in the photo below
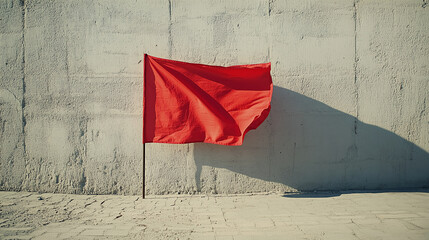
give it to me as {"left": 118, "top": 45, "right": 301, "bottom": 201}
{"left": 143, "top": 54, "right": 273, "bottom": 146}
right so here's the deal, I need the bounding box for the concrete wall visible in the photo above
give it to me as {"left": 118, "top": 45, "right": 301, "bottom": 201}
{"left": 0, "top": 0, "right": 428, "bottom": 195}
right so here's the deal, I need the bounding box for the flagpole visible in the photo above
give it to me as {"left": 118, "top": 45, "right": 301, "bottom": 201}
{"left": 142, "top": 54, "right": 147, "bottom": 199}
{"left": 142, "top": 143, "right": 145, "bottom": 199}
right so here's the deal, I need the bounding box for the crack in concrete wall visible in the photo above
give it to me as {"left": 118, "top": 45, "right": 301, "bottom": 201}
{"left": 353, "top": 0, "right": 359, "bottom": 136}
{"left": 20, "top": 0, "right": 26, "bottom": 152}
{"left": 168, "top": 0, "right": 173, "bottom": 58}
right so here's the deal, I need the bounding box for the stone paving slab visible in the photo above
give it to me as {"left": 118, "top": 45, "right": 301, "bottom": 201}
{"left": 0, "top": 190, "right": 428, "bottom": 239}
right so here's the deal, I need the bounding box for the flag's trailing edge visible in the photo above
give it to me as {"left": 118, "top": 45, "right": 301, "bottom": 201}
{"left": 143, "top": 54, "right": 273, "bottom": 146}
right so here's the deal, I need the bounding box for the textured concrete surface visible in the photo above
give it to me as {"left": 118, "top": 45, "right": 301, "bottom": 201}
{"left": 0, "top": 0, "right": 428, "bottom": 195}
{"left": 1, "top": 190, "right": 429, "bottom": 239}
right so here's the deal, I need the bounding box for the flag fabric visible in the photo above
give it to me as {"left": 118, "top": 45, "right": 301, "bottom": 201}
{"left": 143, "top": 54, "right": 273, "bottom": 146}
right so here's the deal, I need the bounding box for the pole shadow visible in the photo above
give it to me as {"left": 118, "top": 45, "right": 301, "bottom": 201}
{"left": 193, "top": 86, "right": 429, "bottom": 193}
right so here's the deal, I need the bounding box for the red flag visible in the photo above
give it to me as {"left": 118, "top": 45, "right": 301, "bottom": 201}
{"left": 143, "top": 54, "right": 272, "bottom": 146}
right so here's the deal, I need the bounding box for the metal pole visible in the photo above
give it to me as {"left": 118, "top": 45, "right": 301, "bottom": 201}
{"left": 142, "top": 53, "right": 147, "bottom": 199}
{"left": 142, "top": 143, "right": 145, "bottom": 199}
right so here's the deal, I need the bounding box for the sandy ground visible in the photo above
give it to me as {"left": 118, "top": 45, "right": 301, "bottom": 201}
{"left": 0, "top": 190, "right": 428, "bottom": 239}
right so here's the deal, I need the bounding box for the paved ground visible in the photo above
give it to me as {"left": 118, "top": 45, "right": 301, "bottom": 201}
{"left": 0, "top": 190, "right": 428, "bottom": 239}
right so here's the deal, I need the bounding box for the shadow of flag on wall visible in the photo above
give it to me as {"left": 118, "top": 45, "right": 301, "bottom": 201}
{"left": 143, "top": 54, "right": 273, "bottom": 146}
